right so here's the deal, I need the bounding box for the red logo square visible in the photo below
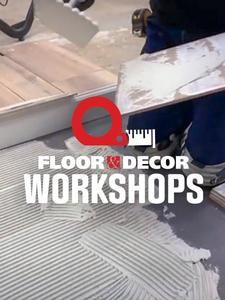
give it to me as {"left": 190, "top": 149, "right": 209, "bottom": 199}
{"left": 106, "top": 156, "right": 121, "bottom": 169}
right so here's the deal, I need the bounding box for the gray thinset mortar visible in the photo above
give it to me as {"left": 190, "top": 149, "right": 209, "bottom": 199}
{"left": 0, "top": 141, "right": 67, "bottom": 191}
{"left": 80, "top": 224, "right": 196, "bottom": 299}
{"left": 0, "top": 138, "right": 220, "bottom": 299}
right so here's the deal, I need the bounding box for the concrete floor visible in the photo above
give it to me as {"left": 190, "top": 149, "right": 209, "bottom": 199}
{"left": 0, "top": 0, "right": 148, "bottom": 74}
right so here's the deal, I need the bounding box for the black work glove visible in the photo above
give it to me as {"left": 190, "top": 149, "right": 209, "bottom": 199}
{"left": 63, "top": 0, "right": 95, "bottom": 11}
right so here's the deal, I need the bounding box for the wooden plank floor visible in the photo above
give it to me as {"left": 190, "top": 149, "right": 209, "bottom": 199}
{"left": 0, "top": 55, "right": 62, "bottom": 100}
{"left": 0, "top": 82, "right": 23, "bottom": 108}
{"left": 0, "top": 38, "right": 117, "bottom": 110}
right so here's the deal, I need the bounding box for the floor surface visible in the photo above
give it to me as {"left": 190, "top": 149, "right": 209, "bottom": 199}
{"left": 43, "top": 121, "right": 225, "bottom": 298}
{"left": 41, "top": 123, "right": 225, "bottom": 298}
{"left": 1, "top": 125, "right": 224, "bottom": 298}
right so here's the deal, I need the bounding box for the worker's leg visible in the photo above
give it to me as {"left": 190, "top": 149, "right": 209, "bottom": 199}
{"left": 182, "top": 92, "right": 225, "bottom": 186}
{"left": 127, "top": 16, "right": 192, "bottom": 154}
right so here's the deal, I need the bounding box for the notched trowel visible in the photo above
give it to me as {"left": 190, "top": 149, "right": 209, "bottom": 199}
{"left": 34, "top": 0, "right": 99, "bottom": 47}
